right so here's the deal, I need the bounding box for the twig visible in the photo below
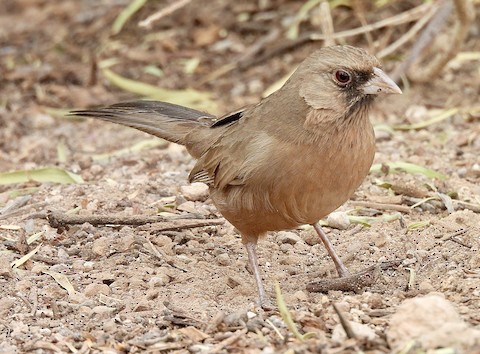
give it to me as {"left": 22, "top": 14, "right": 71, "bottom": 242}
{"left": 306, "top": 260, "right": 401, "bottom": 293}
{"left": 318, "top": 1, "right": 335, "bottom": 47}
{"left": 406, "top": 0, "right": 474, "bottom": 82}
{"left": 1, "top": 202, "right": 47, "bottom": 221}
{"left": 405, "top": 267, "right": 416, "bottom": 291}
{"left": 349, "top": 200, "right": 412, "bottom": 214}
{"left": 452, "top": 200, "right": 480, "bottom": 213}
{"left": 377, "top": 3, "right": 439, "bottom": 59}
{"left": 0, "top": 195, "right": 31, "bottom": 215}
{"left": 138, "top": 0, "right": 192, "bottom": 28}
{"left": 441, "top": 228, "right": 472, "bottom": 248}
{"left": 237, "top": 28, "right": 281, "bottom": 68}
{"left": 44, "top": 210, "right": 205, "bottom": 227}
{"left": 333, "top": 303, "right": 356, "bottom": 339}
{"left": 142, "top": 219, "right": 224, "bottom": 233}
{"left": 309, "top": 3, "right": 433, "bottom": 41}
{"left": 210, "top": 328, "right": 248, "bottom": 353}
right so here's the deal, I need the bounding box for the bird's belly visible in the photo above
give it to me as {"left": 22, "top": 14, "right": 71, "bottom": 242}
{"left": 211, "top": 139, "right": 374, "bottom": 237}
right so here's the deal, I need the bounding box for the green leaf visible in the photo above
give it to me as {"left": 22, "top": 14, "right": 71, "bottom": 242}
{"left": 394, "top": 108, "right": 459, "bottom": 130}
{"left": 102, "top": 68, "right": 218, "bottom": 113}
{"left": 370, "top": 162, "right": 447, "bottom": 180}
{"left": 0, "top": 167, "right": 84, "bottom": 185}
{"left": 92, "top": 138, "right": 168, "bottom": 161}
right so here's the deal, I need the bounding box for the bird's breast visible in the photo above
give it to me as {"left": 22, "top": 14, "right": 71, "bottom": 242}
{"left": 210, "top": 120, "right": 375, "bottom": 237}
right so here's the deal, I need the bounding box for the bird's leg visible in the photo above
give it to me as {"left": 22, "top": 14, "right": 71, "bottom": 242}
{"left": 245, "top": 241, "right": 268, "bottom": 306}
{"left": 313, "top": 222, "right": 350, "bottom": 277}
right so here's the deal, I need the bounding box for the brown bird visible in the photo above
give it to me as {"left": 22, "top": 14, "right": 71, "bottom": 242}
{"left": 71, "top": 45, "right": 401, "bottom": 306}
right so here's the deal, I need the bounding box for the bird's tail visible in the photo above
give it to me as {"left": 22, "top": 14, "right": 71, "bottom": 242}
{"left": 69, "top": 100, "right": 215, "bottom": 149}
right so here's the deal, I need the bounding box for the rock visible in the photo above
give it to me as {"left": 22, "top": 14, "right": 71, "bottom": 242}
{"left": 293, "top": 290, "right": 308, "bottom": 302}
{"left": 216, "top": 253, "right": 231, "bottom": 266}
{"left": 92, "top": 306, "right": 116, "bottom": 316}
{"left": 149, "top": 274, "right": 170, "bottom": 287}
{"left": 327, "top": 212, "right": 350, "bottom": 230}
{"left": 180, "top": 183, "right": 209, "bottom": 201}
{"left": 366, "top": 293, "right": 384, "bottom": 309}
{"left": 84, "top": 283, "right": 111, "bottom": 297}
{"left": 418, "top": 280, "right": 435, "bottom": 294}
{"left": 386, "top": 294, "right": 480, "bottom": 351}
{"left": 92, "top": 238, "right": 109, "bottom": 256}
{"left": 277, "top": 231, "right": 302, "bottom": 245}
{"left": 332, "top": 321, "right": 377, "bottom": 342}
{"left": 0, "top": 256, "right": 14, "bottom": 277}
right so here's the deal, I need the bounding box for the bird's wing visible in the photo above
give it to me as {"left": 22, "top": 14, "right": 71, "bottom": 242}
{"left": 188, "top": 108, "right": 258, "bottom": 188}
{"left": 190, "top": 107, "right": 276, "bottom": 189}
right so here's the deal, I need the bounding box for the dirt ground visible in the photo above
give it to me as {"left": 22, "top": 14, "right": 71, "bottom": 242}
{"left": 1, "top": 0, "right": 480, "bottom": 353}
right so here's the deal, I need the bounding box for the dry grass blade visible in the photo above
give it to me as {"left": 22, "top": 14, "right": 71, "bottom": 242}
{"left": 275, "top": 282, "right": 316, "bottom": 341}
{"left": 347, "top": 213, "right": 401, "bottom": 227}
{"left": 92, "top": 138, "right": 169, "bottom": 161}
{"left": 43, "top": 270, "right": 76, "bottom": 296}
{"left": 139, "top": 0, "right": 192, "bottom": 28}
{"left": 0, "top": 167, "right": 84, "bottom": 185}
{"left": 102, "top": 68, "right": 217, "bottom": 113}
{"left": 394, "top": 108, "right": 459, "bottom": 130}
{"left": 377, "top": 2, "right": 438, "bottom": 59}
{"left": 407, "top": 220, "right": 431, "bottom": 229}
{"left": 112, "top": 0, "right": 148, "bottom": 35}
{"left": 11, "top": 243, "right": 43, "bottom": 269}
{"left": 287, "top": 0, "right": 323, "bottom": 40}
{"left": 370, "top": 162, "right": 447, "bottom": 180}
{"left": 332, "top": 303, "right": 356, "bottom": 339}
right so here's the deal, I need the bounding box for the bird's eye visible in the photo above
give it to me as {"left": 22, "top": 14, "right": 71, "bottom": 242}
{"left": 334, "top": 70, "right": 352, "bottom": 86}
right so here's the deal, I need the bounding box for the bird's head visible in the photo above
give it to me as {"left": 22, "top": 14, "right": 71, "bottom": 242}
{"left": 292, "top": 45, "right": 401, "bottom": 126}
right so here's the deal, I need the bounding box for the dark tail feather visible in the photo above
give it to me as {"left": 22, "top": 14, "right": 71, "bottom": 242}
{"left": 69, "top": 100, "right": 216, "bottom": 146}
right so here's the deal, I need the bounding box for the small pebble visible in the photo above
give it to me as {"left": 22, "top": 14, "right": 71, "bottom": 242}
{"left": 180, "top": 183, "right": 209, "bottom": 201}
{"left": 327, "top": 212, "right": 350, "bottom": 230}
{"left": 149, "top": 274, "right": 170, "bottom": 287}
{"left": 84, "top": 283, "right": 111, "bottom": 297}
{"left": 277, "top": 231, "right": 302, "bottom": 245}
{"left": 216, "top": 253, "right": 231, "bottom": 266}
{"left": 92, "top": 238, "right": 109, "bottom": 256}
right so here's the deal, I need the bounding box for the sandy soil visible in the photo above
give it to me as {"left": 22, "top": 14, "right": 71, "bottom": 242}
{"left": 1, "top": 1, "right": 479, "bottom": 353}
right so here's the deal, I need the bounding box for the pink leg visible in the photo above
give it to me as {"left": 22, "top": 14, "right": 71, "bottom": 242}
{"left": 313, "top": 222, "right": 350, "bottom": 277}
{"left": 245, "top": 241, "right": 268, "bottom": 306}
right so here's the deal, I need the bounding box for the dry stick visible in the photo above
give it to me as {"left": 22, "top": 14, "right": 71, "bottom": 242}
{"left": 141, "top": 219, "right": 224, "bottom": 233}
{"left": 333, "top": 303, "right": 356, "bottom": 339}
{"left": 318, "top": 1, "right": 335, "bottom": 47}
{"left": 310, "top": 2, "right": 433, "bottom": 42}
{"left": 306, "top": 260, "right": 401, "bottom": 293}
{"left": 349, "top": 200, "right": 412, "bottom": 214}
{"left": 210, "top": 3, "right": 432, "bottom": 80}
{"left": 407, "top": 0, "right": 474, "bottom": 83}
{"left": 200, "top": 28, "right": 282, "bottom": 83}
{"left": 441, "top": 228, "right": 472, "bottom": 248}
{"left": 240, "top": 3, "right": 432, "bottom": 72}
{"left": 392, "top": 0, "right": 453, "bottom": 81}
{"left": 45, "top": 210, "right": 224, "bottom": 234}
{"left": 210, "top": 328, "right": 248, "bottom": 354}
{"left": 0, "top": 195, "right": 32, "bottom": 215}
{"left": 237, "top": 28, "right": 281, "bottom": 68}
{"left": 138, "top": 0, "right": 192, "bottom": 27}
{"left": 377, "top": 3, "right": 439, "bottom": 59}
{"left": 352, "top": 0, "right": 374, "bottom": 50}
